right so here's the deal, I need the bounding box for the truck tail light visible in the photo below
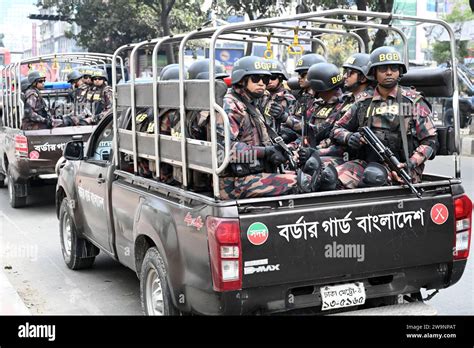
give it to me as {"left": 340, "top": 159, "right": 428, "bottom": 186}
{"left": 14, "top": 135, "right": 28, "bottom": 158}
{"left": 206, "top": 216, "right": 242, "bottom": 292}
{"left": 454, "top": 195, "right": 472, "bottom": 260}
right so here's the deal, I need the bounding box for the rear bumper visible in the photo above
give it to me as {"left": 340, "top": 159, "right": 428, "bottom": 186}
{"left": 10, "top": 158, "right": 57, "bottom": 182}
{"left": 180, "top": 261, "right": 466, "bottom": 315}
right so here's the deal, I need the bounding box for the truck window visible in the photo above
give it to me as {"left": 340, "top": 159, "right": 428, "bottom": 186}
{"left": 91, "top": 121, "right": 113, "bottom": 162}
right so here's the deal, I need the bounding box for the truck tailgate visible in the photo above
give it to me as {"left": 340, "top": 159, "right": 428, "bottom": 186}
{"left": 25, "top": 126, "right": 95, "bottom": 162}
{"left": 239, "top": 194, "right": 454, "bottom": 288}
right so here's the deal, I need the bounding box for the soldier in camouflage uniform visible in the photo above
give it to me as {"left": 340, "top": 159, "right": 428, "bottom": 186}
{"left": 62, "top": 69, "right": 89, "bottom": 126}
{"left": 304, "top": 62, "right": 346, "bottom": 152}
{"left": 289, "top": 54, "right": 327, "bottom": 143}
{"left": 21, "top": 71, "right": 51, "bottom": 130}
{"left": 83, "top": 69, "right": 112, "bottom": 125}
{"left": 332, "top": 46, "right": 438, "bottom": 189}
{"left": 260, "top": 59, "right": 298, "bottom": 136}
{"left": 156, "top": 65, "right": 186, "bottom": 183}
{"left": 308, "top": 54, "right": 375, "bottom": 163}
{"left": 185, "top": 59, "right": 229, "bottom": 191}
{"left": 218, "top": 56, "right": 328, "bottom": 199}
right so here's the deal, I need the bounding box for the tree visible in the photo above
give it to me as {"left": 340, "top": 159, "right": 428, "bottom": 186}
{"left": 36, "top": 0, "right": 207, "bottom": 62}
{"left": 432, "top": 0, "right": 474, "bottom": 64}
{"left": 212, "top": 0, "right": 293, "bottom": 55}
{"left": 299, "top": 0, "right": 396, "bottom": 53}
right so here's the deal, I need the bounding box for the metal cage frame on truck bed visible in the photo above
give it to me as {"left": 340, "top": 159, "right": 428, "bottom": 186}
{"left": 0, "top": 52, "right": 125, "bottom": 130}
{"left": 111, "top": 9, "right": 461, "bottom": 199}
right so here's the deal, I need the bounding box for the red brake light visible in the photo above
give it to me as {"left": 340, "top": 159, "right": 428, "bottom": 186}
{"left": 206, "top": 216, "right": 242, "bottom": 292}
{"left": 454, "top": 195, "right": 472, "bottom": 261}
{"left": 14, "top": 135, "right": 28, "bottom": 158}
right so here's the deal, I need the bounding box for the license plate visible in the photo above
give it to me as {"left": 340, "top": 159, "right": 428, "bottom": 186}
{"left": 320, "top": 282, "right": 366, "bottom": 311}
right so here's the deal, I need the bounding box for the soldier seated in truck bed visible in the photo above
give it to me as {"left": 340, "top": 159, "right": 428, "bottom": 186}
{"left": 331, "top": 46, "right": 438, "bottom": 189}
{"left": 22, "top": 71, "right": 52, "bottom": 130}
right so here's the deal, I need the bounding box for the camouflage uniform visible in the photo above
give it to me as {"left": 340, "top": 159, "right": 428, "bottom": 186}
{"left": 318, "top": 87, "right": 375, "bottom": 161}
{"left": 85, "top": 83, "right": 113, "bottom": 124}
{"left": 21, "top": 87, "right": 50, "bottom": 130}
{"left": 67, "top": 83, "right": 90, "bottom": 125}
{"left": 218, "top": 86, "right": 300, "bottom": 200}
{"left": 332, "top": 85, "right": 437, "bottom": 188}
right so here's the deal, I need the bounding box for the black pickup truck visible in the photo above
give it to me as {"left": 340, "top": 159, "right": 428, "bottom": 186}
{"left": 56, "top": 10, "right": 473, "bottom": 315}
{"left": 56, "top": 74, "right": 471, "bottom": 316}
{"left": 0, "top": 83, "right": 94, "bottom": 207}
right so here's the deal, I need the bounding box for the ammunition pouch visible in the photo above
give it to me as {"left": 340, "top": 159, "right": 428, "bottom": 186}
{"left": 229, "top": 159, "right": 266, "bottom": 177}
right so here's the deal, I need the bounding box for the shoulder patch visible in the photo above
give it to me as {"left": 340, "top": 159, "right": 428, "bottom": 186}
{"left": 401, "top": 87, "right": 422, "bottom": 103}
{"left": 355, "top": 91, "right": 372, "bottom": 102}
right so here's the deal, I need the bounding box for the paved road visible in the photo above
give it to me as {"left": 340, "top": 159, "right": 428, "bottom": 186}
{"left": 0, "top": 155, "right": 472, "bottom": 315}
{"left": 0, "top": 184, "right": 141, "bottom": 315}
{"left": 424, "top": 155, "right": 474, "bottom": 315}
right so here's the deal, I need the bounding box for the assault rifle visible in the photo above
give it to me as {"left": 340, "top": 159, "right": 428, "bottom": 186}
{"left": 271, "top": 135, "right": 297, "bottom": 171}
{"left": 360, "top": 126, "right": 422, "bottom": 199}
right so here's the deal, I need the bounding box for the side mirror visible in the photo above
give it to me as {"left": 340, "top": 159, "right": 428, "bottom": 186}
{"left": 64, "top": 141, "right": 84, "bottom": 161}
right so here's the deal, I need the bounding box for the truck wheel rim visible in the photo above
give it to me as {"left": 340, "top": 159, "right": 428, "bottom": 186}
{"left": 62, "top": 214, "right": 72, "bottom": 258}
{"left": 146, "top": 267, "right": 164, "bottom": 315}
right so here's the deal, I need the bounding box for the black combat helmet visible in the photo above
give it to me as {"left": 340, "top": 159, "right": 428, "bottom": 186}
{"left": 20, "top": 77, "right": 30, "bottom": 92}
{"left": 92, "top": 69, "right": 108, "bottom": 82}
{"left": 359, "top": 162, "right": 388, "bottom": 187}
{"left": 187, "top": 59, "right": 228, "bottom": 80}
{"left": 368, "top": 46, "right": 407, "bottom": 76}
{"left": 267, "top": 59, "right": 289, "bottom": 80}
{"left": 230, "top": 56, "right": 272, "bottom": 85}
{"left": 159, "top": 64, "right": 178, "bottom": 80}
{"left": 27, "top": 70, "right": 46, "bottom": 85}
{"left": 294, "top": 53, "right": 326, "bottom": 73}
{"left": 342, "top": 53, "right": 371, "bottom": 78}
{"left": 67, "top": 70, "right": 83, "bottom": 83}
{"left": 307, "top": 62, "right": 344, "bottom": 92}
{"left": 160, "top": 64, "right": 187, "bottom": 81}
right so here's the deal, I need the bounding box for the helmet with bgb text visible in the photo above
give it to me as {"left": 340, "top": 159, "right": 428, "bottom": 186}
{"left": 294, "top": 53, "right": 326, "bottom": 73}
{"left": 307, "top": 62, "right": 343, "bottom": 92}
{"left": 231, "top": 56, "right": 272, "bottom": 85}
{"left": 368, "top": 46, "right": 407, "bottom": 76}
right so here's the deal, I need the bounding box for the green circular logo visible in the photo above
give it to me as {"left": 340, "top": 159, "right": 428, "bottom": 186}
{"left": 247, "top": 222, "right": 269, "bottom": 246}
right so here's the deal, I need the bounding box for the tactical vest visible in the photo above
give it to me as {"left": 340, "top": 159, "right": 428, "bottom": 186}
{"left": 86, "top": 86, "right": 107, "bottom": 116}
{"left": 24, "top": 88, "right": 48, "bottom": 118}
{"left": 355, "top": 88, "right": 420, "bottom": 162}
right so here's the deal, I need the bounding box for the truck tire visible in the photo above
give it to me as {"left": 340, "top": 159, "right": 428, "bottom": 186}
{"left": 140, "top": 247, "right": 179, "bottom": 316}
{"left": 59, "top": 199, "right": 96, "bottom": 270}
{"left": 7, "top": 170, "right": 27, "bottom": 208}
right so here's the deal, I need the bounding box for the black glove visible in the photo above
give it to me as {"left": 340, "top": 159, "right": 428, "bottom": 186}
{"left": 280, "top": 127, "right": 299, "bottom": 143}
{"left": 265, "top": 146, "right": 287, "bottom": 166}
{"left": 298, "top": 147, "right": 316, "bottom": 165}
{"left": 44, "top": 117, "right": 52, "bottom": 129}
{"left": 269, "top": 103, "right": 288, "bottom": 123}
{"left": 348, "top": 132, "right": 362, "bottom": 150}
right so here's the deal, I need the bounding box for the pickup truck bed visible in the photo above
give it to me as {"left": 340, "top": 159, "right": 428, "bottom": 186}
{"left": 58, "top": 139, "right": 469, "bottom": 314}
